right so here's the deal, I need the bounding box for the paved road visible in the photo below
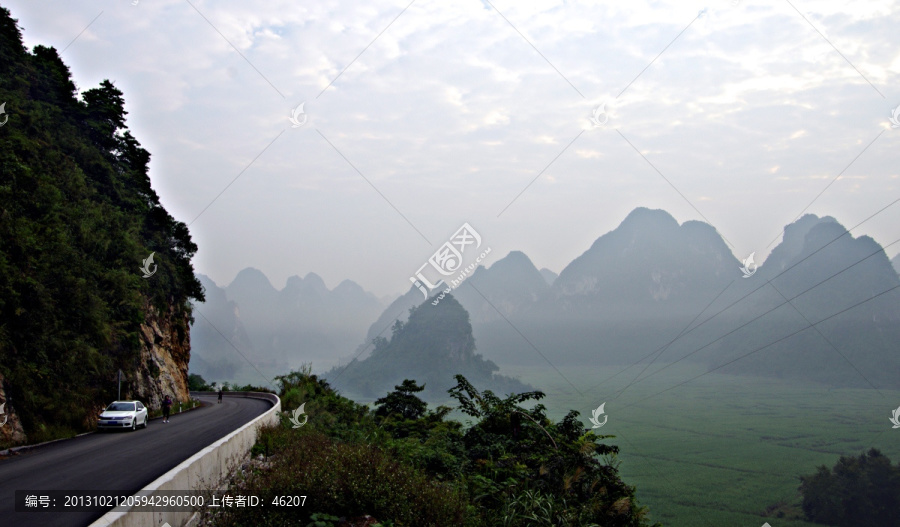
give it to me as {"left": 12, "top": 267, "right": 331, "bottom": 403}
{"left": 0, "top": 394, "right": 272, "bottom": 527}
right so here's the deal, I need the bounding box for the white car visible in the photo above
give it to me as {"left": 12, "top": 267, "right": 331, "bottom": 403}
{"left": 97, "top": 400, "right": 149, "bottom": 431}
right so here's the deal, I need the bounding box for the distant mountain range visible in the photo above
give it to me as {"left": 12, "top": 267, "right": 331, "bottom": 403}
{"left": 189, "top": 270, "right": 385, "bottom": 384}
{"left": 360, "top": 208, "right": 900, "bottom": 390}
{"left": 190, "top": 208, "right": 900, "bottom": 391}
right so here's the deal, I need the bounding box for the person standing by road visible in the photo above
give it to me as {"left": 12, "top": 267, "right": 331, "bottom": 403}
{"left": 162, "top": 395, "right": 172, "bottom": 423}
{"left": 217, "top": 388, "right": 223, "bottom": 404}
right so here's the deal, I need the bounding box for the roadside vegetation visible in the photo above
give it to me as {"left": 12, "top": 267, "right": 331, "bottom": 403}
{"left": 188, "top": 373, "right": 275, "bottom": 394}
{"left": 204, "top": 365, "right": 660, "bottom": 527}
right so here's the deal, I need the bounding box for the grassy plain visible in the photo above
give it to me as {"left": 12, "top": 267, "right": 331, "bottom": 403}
{"left": 497, "top": 361, "right": 900, "bottom": 527}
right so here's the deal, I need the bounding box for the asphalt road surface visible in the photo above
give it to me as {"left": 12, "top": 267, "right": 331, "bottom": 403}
{"left": 0, "top": 394, "right": 272, "bottom": 527}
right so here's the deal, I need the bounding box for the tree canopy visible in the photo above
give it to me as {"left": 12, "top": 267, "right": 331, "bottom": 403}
{"left": 799, "top": 448, "right": 900, "bottom": 527}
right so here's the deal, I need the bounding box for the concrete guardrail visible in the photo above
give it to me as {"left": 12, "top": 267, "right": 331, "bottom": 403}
{"left": 89, "top": 391, "right": 281, "bottom": 527}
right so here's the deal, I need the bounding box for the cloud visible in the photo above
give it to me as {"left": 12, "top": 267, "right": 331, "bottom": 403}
{"left": 5, "top": 0, "right": 899, "bottom": 296}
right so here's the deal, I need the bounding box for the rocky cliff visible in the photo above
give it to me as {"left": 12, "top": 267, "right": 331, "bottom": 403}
{"left": 133, "top": 299, "right": 192, "bottom": 409}
{"left": 0, "top": 373, "right": 26, "bottom": 448}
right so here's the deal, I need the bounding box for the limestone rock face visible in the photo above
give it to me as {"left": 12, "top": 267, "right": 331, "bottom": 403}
{"left": 129, "top": 300, "right": 192, "bottom": 410}
{"left": 0, "top": 372, "right": 27, "bottom": 447}
{"left": 1, "top": 300, "right": 192, "bottom": 448}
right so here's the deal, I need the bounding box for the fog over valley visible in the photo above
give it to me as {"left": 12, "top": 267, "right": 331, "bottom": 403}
{"left": 2, "top": 1, "right": 900, "bottom": 525}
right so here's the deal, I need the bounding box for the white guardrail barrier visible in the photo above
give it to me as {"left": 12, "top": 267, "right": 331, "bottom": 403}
{"left": 90, "top": 391, "right": 281, "bottom": 527}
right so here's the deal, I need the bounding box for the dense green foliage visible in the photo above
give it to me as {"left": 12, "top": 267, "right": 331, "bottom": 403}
{"left": 208, "top": 367, "right": 660, "bottom": 526}
{"left": 188, "top": 374, "right": 211, "bottom": 391}
{"left": 0, "top": 8, "right": 203, "bottom": 443}
{"left": 799, "top": 448, "right": 900, "bottom": 527}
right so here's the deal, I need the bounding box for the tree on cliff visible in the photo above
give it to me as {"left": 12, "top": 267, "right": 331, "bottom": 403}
{"left": 0, "top": 7, "right": 203, "bottom": 444}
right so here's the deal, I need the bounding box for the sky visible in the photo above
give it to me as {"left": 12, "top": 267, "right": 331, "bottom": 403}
{"left": 6, "top": 0, "right": 900, "bottom": 298}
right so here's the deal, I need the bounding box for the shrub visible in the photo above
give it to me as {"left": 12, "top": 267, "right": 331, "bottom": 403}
{"left": 205, "top": 373, "right": 659, "bottom": 527}
{"left": 214, "top": 429, "right": 469, "bottom": 526}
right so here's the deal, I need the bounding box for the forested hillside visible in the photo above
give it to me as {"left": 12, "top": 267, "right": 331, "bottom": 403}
{"left": 327, "top": 294, "right": 530, "bottom": 401}
{"left": 0, "top": 7, "right": 203, "bottom": 445}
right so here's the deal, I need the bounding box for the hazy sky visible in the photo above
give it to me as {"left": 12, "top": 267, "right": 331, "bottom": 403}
{"left": 7, "top": 0, "right": 900, "bottom": 298}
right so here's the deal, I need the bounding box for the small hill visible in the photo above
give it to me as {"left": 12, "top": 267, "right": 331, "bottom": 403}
{"left": 350, "top": 250, "right": 553, "bottom": 363}
{"left": 325, "top": 295, "right": 530, "bottom": 400}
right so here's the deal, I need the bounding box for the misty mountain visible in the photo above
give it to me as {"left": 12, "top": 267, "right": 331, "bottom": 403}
{"left": 189, "top": 275, "right": 255, "bottom": 381}
{"left": 539, "top": 268, "right": 558, "bottom": 285}
{"left": 453, "top": 251, "right": 551, "bottom": 323}
{"left": 892, "top": 253, "right": 900, "bottom": 277}
{"left": 475, "top": 207, "right": 741, "bottom": 368}
{"left": 324, "top": 295, "right": 531, "bottom": 401}
{"left": 358, "top": 207, "right": 900, "bottom": 389}
{"left": 350, "top": 250, "right": 553, "bottom": 363}
{"left": 550, "top": 207, "right": 735, "bottom": 317}
{"left": 189, "top": 269, "right": 386, "bottom": 384}
{"left": 701, "top": 214, "right": 900, "bottom": 388}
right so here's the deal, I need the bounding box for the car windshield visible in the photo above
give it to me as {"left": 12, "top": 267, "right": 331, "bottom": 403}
{"left": 106, "top": 402, "right": 135, "bottom": 412}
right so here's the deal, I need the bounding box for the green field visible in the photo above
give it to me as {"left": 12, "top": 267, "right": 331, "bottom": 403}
{"left": 494, "top": 362, "right": 900, "bottom": 527}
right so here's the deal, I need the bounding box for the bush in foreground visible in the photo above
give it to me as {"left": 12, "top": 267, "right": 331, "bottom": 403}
{"left": 206, "top": 367, "right": 659, "bottom": 527}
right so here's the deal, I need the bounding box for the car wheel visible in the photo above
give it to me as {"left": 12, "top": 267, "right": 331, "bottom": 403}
{"left": 142, "top": 416, "right": 148, "bottom": 429}
{"left": 130, "top": 419, "right": 136, "bottom": 431}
